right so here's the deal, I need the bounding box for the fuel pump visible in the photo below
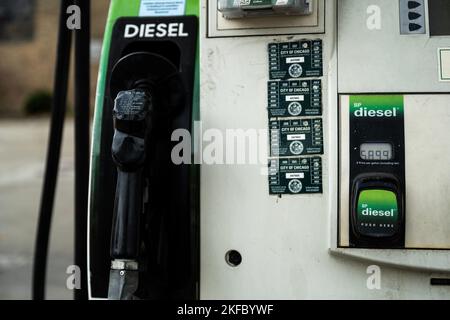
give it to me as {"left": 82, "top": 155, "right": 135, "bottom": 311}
{"left": 33, "top": 0, "right": 450, "bottom": 301}
{"left": 199, "top": 0, "right": 450, "bottom": 299}
{"left": 78, "top": 0, "right": 450, "bottom": 301}
{"left": 88, "top": 2, "right": 199, "bottom": 300}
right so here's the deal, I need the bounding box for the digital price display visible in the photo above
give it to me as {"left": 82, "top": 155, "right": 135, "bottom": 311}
{"left": 360, "top": 143, "right": 393, "bottom": 161}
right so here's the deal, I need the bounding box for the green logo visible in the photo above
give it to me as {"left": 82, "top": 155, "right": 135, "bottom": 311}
{"left": 353, "top": 107, "right": 398, "bottom": 118}
{"left": 357, "top": 189, "right": 398, "bottom": 223}
{"left": 361, "top": 207, "right": 395, "bottom": 217}
{"left": 350, "top": 95, "right": 404, "bottom": 118}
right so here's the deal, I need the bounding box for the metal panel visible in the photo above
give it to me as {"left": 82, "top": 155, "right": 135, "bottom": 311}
{"left": 338, "top": 0, "right": 450, "bottom": 93}
{"left": 201, "top": 0, "right": 450, "bottom": 299}
{"left": 339, "top": 94, "right": 450, "bottom": 250}
{"left": 403, "top": 95, "right": 450, "bottom": 248}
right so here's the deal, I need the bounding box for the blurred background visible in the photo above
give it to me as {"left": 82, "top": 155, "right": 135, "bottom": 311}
{"left": 0, "top": 0, "right": 109, "bottom": 299}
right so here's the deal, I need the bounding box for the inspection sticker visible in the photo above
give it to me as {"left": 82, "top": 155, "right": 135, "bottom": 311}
{"left": 139, "top": 0, "right": 186, "bottom": 17}
{"left": 268, "top": 40, "right": 323, "bottom": 80}
{"left": 269, "top": 118, "right": 323, "bottom": 157}
{"left": 268, "top": 80, "right": 322, "bottom": 117}
{"left": 269, "top": 157, "right": 322, "bottom": 195}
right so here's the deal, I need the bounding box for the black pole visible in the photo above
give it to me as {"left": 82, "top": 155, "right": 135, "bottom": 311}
{"left": 32, "top": 0, "right": 73, "bottom": 300}
{"left": 74, "top": 0, "right": 90, "bottom": 300}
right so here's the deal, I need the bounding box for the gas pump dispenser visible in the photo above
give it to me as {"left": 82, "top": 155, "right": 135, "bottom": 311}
{"left": 86, "top": 0, "right": 450, "bottom": 300}
{"left": 198, "top": 0, "right": 450, "bottom": 299}
{"left": 88, "top": 2, "right": 199, "bottom": 299}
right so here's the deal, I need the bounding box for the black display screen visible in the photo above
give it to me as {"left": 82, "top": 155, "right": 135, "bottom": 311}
{"left": 429, "top": 0, "right": 450, "bottom": 36}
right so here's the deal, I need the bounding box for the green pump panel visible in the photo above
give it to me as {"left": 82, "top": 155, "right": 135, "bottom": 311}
{"left": 88, "top": 0, "right": 200, "bottom": 300}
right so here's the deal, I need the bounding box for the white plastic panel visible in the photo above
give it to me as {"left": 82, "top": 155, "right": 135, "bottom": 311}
{"left": 339, "top": 94, "right": 450, "bottom": 250}
{"left": 403, "top": 95, "right": 450, "bottom": 248}
{"left": 338, "top": 0, "right": 450, "bottom": 93}
{"left": 201, "top": 0, "right": 450, "bottom": 299}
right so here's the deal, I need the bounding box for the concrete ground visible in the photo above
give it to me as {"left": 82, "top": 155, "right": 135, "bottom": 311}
{"left": 0, "top": 118, "right": 76, "bottom": 300}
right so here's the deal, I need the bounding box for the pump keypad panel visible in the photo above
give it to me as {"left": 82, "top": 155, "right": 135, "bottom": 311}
{"left": 399, "top": 0, "right": 426, "bottom": 34}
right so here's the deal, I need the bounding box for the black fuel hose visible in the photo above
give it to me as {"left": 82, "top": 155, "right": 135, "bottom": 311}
{"left": 32, "top": 0, "right": 73, "bottom": 300}
{"left": 74, "top": 0, "right": 90, "bottom": 301}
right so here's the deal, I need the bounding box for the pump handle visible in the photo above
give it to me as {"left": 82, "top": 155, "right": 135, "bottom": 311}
{"left": 110, "top": 89, "right": 151, "bottom": 260}
{"left": 110, "top": 168, "right": 143, "bottom": 259}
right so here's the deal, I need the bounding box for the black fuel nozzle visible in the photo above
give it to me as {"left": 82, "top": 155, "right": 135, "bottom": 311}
{"left": 110, "top": 87, "right": 152, "bottom": 261}
{"left": 107, "top": 52, "right": 185, "bottom": 299}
